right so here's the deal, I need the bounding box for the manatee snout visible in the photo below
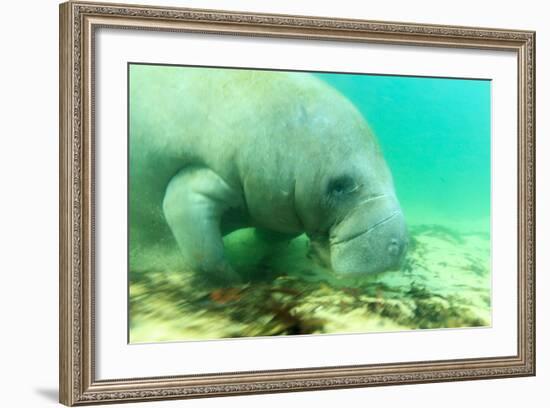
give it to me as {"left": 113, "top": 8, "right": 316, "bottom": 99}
{"left": 329, "top": 195, "right": 408, "bottom": 276}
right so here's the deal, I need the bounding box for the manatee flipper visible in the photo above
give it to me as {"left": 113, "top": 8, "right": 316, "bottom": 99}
{"left": 162, "top": 166, "right": 243, "bottom": 286}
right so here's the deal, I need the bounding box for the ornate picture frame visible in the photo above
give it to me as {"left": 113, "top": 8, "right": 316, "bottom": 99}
{"left": 59, "top": 1, "right": 535, "bottom": 405}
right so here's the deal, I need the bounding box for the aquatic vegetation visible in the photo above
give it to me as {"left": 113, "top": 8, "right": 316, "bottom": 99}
{"left": 409, "top": 224, "right": 465, "bottom": 245}
{"left": 129, "top": 224, "right": 491, "bottom": 343}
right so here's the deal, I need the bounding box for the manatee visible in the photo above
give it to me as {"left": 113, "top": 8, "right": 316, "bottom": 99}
{"left": 129, "top": 65, "right": 408, "bottom": 285}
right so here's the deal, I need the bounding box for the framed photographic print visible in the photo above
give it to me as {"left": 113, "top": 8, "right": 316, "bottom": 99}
{"left": 59, "top": 1, "right": 536, "bottom": 405}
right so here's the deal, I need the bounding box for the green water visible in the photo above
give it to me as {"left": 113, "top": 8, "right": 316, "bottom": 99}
{"left": 128, "top": 66, "right": 491, "bottom": 343}
{"left": 316, "top": 73, "right": 491, "bottom": 233}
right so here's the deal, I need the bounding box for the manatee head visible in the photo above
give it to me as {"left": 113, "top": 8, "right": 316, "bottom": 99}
{"left": 313, "top": 142, "right": 408, "bottom": 277}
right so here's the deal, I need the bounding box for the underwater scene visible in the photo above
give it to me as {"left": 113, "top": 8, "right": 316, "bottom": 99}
{"left": 128, "top": 64, "right": 491, "bottom": 343}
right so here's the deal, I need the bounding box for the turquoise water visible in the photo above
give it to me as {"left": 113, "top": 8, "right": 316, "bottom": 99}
{"left": 316, "top": 73, "right": 491, "bottom": 233}
{"left": 128, "top": 66, "right": 492, "bottom": 342}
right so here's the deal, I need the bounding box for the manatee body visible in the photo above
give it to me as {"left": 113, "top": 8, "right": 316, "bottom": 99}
{"left": 129, "top": 65, "right": 408, "bottom": 284}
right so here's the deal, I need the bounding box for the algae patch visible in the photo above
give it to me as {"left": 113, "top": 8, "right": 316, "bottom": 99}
{"left": 129, "top": 224, "right": 491, "bottom": 343}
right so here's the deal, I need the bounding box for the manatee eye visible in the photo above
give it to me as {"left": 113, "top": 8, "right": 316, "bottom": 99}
{"left": 326, "top": 175, "right": 359, "bottom": 197}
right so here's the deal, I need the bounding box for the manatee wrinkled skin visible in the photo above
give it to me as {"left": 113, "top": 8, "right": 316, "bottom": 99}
{"left": 130, "top": 66, "right": 408, "bottom": 285}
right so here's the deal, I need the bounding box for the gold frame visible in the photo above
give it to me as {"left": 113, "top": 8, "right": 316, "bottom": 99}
{"left": 59, "top": 1, "right": 536, "bottom": 405}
